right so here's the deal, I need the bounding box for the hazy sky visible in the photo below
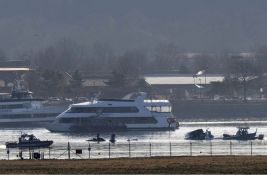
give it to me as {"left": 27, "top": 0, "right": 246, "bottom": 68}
{"left": 0, "top": 0, "right": 267, "bottom": 57}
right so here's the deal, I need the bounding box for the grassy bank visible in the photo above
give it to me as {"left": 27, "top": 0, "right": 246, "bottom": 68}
{"left": 0, "top": 156, "right": 267, "bottom": 174}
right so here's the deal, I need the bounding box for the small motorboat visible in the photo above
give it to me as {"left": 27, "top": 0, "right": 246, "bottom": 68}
{"left": 185, "top": 129, "right": 214, "bottom": 140}
{"left": 87, "top": 133, "right": 106, "bottom": 143}
{"left": 223, "top": 127, "right": 264, "bottom": 140}
{"left": 6, "top": 134, "right": 53, "bottom": 149}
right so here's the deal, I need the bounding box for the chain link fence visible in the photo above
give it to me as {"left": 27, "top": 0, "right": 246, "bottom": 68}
{"left": 1, "top": 140, "right": 267, "bottom": 160}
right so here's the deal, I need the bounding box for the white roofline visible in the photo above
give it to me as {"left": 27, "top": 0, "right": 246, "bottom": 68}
{"left": 0, "top": 68, "right": 32, "bottom": 71}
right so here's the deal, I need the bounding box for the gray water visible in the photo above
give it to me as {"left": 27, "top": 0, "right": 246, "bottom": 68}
{"left": 1, "top": 121, "right": 267, "bottom": 159}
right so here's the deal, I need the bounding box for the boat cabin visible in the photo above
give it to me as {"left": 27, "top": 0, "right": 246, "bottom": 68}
{"left": 236, "top": 127, "right": 250, "bottom": 136}
{"left": 144, "top": 100, "right": 172, "bottom": 113}
{"left": 19, "top": 134, "right": 39, "bottom": 143}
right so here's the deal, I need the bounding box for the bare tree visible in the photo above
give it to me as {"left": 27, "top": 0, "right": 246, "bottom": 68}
{"left": 82, "top": 42, "right": 115, "bottom": 73}
{"left": 114, "top": 49, "right": 147, "bottom": 77}
{"left": 192, "top": 54, "right": 219, "bottom": 73}
{"left": 227, "top": 57, "right": 258, "bottom": 102}
{"left": 154, "top": 43, "right": 182, "bottom": 72}
{"left": 35, "top": 38, "right": 84, "bottom": 71}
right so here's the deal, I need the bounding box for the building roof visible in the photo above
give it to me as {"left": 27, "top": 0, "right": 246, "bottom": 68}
{"left": 0, "top": 68, "right": 31, "bottom": 72}
{"left": 144, "top": 74, "right": 224, "bottom": 85}
{"left": 82, "top": 79, "right": 108, "bottom": 87}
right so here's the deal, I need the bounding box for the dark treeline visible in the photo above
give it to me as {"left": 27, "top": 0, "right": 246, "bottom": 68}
{"left": 27, "top": 38, "right": 267, "bottom": 77}
{"left": 11, "top": 38, "right": 267, "bottom": 75}
{"left": 1, "top": 38, "right": 267, "bottom": 99}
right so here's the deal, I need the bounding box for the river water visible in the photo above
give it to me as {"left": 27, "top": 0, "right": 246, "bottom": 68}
{"left": 1, "top": 121, "right": 267, "bottom": 159}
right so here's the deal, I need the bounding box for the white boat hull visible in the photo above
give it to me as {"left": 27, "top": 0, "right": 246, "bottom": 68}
{"left": 0, "top": 106, "right": 67, "bottom": 127}
{"left": 46, "top": 92, "right": 178, "bottom": 132}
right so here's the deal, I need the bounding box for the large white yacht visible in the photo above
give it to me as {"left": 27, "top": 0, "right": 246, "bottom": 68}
{"left": 0, "top": 80, "right": 67, "bottom": 127}
{"left": 46, "top": 92, "right": 178, "bottom": 132}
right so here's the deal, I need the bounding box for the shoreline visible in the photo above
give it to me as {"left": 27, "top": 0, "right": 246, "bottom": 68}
{"left": 0, "top": 156, "right": 267, "bottom": 174}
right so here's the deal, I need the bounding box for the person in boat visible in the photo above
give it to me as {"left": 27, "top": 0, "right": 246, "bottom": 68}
{"left": 29, "top": 134, "right": 34, "bottom": 141}
{"left": 237, "top": 127, "right": 249, "bottom": 136}
{"left": 96, "top": 133, "right": 104, "bottom": 141}
{"left": 109, "top": 134, "right": 116, "bottom": 143}
{"left": 205, "top": 129, "right": 214, "bottom": 140}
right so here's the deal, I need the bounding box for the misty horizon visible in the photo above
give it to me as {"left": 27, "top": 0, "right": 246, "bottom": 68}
{"left": 0, "top": 0, "right": 267, "bottom": 58}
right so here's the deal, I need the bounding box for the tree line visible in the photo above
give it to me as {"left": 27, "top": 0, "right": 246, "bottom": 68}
{"left": 1, "top": 38, "right": 267, "bottom": 99}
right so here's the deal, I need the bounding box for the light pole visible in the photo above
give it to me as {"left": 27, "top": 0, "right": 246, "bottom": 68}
{"left": 127, "top": 139, "right": 131, "bottom": 157}
{"left": 193, "top": 74, "right": 197, "bottom": 96}
{"left": 199, "top": 78, "right": 202, "bottom": 98}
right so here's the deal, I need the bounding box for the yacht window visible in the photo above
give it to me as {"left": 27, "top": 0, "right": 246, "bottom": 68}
{"left": 67, "top": 107, "right": 96, "bottom": 113}
{"left": 59, "top": 118, "right": 79, "bottom": 123}
{"left": 102, "top": 107, "right": 139, "bottom": 113}
{"left": 150, "top": 106, "right": 155, "bottom": 111}
{"left": 146, "top": 106, "right": 171, "bottom": 113}
{"left": 0, "top": 113, "right": 58, "bottom": 119}
{"left": 67, "top": 107, "right": 139, "bottom": 113}
{"left": 0, "top": 104, "right": 24, "bottom": 109}
{"left": 148, "top": 106, "right": 161, "bottom": 112}
{"left": 1, "top": 114, "right": 30, "bottom": 119}
{"left": 145, "top": 106, "right": 152, "bottom": 111}
{"left": 155, "top": 106, "right": 161, "bottom": 112}
{"left": 59, "top": 117, "right": 94, "bottom": 123}
{"left": 112, "top": 117, "right": 157, "bottom": 124}
{"left": 161, "top": 106, "right": 171, "bottom": 112}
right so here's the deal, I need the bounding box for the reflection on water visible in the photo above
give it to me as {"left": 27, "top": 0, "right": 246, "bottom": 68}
{"left": 0, "top": 120, "right": 267, "bottom": 159}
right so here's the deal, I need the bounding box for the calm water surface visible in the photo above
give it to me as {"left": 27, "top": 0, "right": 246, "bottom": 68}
{"left": 1, "top": 121, "right": 267, "bottom": 159}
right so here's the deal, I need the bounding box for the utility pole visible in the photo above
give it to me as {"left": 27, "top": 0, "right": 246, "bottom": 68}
{"left": 67, "top": 142, "right": 71, "bottom": 159}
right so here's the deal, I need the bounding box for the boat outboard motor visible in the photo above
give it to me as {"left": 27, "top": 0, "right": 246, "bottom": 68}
{"left": 258, "top": 134, "right": 264, "bottom": 140}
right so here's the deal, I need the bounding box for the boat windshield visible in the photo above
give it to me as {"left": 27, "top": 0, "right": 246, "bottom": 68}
{"left": 237, "top": 128, "right": 249, "bottom": 136}
{"left": 145, "top": 105, "right": 172, "bottom": 113}
{"left": 20, "top": 134, "right": 39, "bottom": 142}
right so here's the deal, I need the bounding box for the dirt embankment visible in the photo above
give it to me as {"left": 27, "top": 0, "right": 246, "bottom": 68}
{"left": 0, "top": 156, "right": 267, "bottom": 174}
